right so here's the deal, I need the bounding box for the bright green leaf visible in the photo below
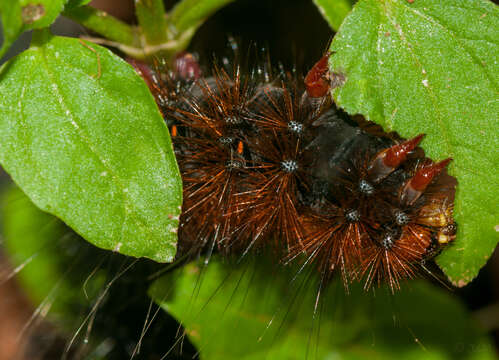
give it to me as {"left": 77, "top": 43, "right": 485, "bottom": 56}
{"left": 150, "top": 257, "right": 495, "bottom": 360}
{"left": 0, "top": 33, "right": 182, "bottom": 262}
{"left": 0, "top": 0, "right": 69, "bottom": 59}
{"left": 313, "top": 0, "right": 356, "bottom": 31}
{"left": 329, "top": 0, "right": 499, "bottom": 286}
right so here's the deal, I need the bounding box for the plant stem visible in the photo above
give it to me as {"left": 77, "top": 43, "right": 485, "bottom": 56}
{"left": 63, "top": 6, "right": 139, "bottom": 47}
{"left": 64, "top": 0, "right": 236, "bottom": 60}
{"left": 169, "top": 0, "right": 235, "bottom": 34}
{"left": 135, "top": 0, "right": 169, "bottom": 45}
{"left": 31, "top": 28, "right": 52, "bottom": 47}
{"left": 79, "top": 28, "right": 195, "bottom": 60}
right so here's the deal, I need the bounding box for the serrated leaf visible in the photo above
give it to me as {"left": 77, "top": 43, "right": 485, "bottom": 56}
{"left": 328, "top": 0, "right": 499, "bottom": 286}
{"left": 313, "top": 0, "right": 356, "bottom": 31}
{"left": 0, "top": 33, "right": 182, "bottom": 262}
{"left": 0, "top": 0, "right": 69, "bottom": 59}
{"left": 150, "top": 257, "right": 494, "bottom": 360}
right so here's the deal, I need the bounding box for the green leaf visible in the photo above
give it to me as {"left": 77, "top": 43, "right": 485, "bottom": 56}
{"left": 66, "top": 0, "right": 92, "bottom": 8}
{"left": 313, "top": 0, "right": 355, "bottom": 31}
{"left": 169, "top": 0, "right": 235, "bottom": 34}
{"left": 0, "top": 2, "right": 23, "bottom": 60}
{"left": 328, "top": 0, "right": 499, "bottom": 286}
{"left": 1, "top": 185, "right": 104, "bottom": 321}
{"left": 19, "top": 0, "right": 68, "bottom": 28}
{"left": 150, "top": 257, "right": 495, "bottom": 360}
{"left": 0, "top": 0, "right": 68, "bottom": 59}
{"left": 0, "top": 33, "right": 182, "bottom": 262}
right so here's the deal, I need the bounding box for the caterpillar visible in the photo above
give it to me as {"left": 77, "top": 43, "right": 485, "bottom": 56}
{"left": 132, "top": 49, "right": 457, "bottom": 292}
{"left": 0, "top": 34, "right": 470, "bottom": 360}
{"left": 0, "top": 49, "right": 459, "bottom": 360}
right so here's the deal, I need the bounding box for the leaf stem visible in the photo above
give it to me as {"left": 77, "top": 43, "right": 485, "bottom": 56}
{"left": 169, "top": 0, "right": 235, "bottom": 34}
{"left": 31, "top": 28, "right": 52, "bottom": 47}
{"left": 135, "top": 0, "right": 169, "bottom": 45}
{"left": 65, "top": 0, "right": 236, "bottom": 60}
{"left": 63, "top": 5, "right": 139, "bottom": 47}
{"left": 79, "top": 28, "right": 195, "bottom": 60}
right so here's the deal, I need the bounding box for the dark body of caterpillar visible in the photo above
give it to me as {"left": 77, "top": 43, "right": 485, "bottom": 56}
{"left": 137, "top": 52, "right": 457, "bottom": 291}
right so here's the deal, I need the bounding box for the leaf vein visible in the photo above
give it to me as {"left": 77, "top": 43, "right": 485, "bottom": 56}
{"left": 381, "top": 2, "right": 453, "bottom": 156}
{"left": 37, "top": 46, "right": 155, "bottom": 244}
{"left": 400, "top": 3, "right": 499, "bottom": 90}
{"left": 51, "top": 53, "right": 173, "bottom": 184}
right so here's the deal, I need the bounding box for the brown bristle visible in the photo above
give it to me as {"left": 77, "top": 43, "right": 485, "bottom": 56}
{"left": 142, "top": 51, "right": 457, "bottom": 291}
{"left": 360, "top": 224, "right": 432, "bottom": 292}
{"left": 291, "top": 204, "right": 366, "bottom": 288}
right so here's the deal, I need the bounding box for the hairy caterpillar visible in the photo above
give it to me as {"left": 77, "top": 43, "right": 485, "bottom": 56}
{"left": 0, "top": 42, "right": 459, "bottom": 359}
{"left": 134, "top": 49, "right": 457, "bottom": 292}
{"left": 3, "top": 0, "right": 497, "bottom": 357}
